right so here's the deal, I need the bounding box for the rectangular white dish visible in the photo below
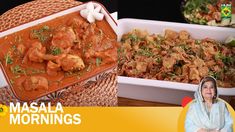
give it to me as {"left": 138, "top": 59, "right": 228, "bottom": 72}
{"left": 117, "top": 18, "right": 235, "bottom": 105}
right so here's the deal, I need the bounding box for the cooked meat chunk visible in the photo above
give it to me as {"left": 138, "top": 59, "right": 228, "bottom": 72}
{"left": 179, "top": 30, "right": 190, "bottom": 40}
{"left": 26, "top": 42, "right": 46, "bottom": 63}
{"left": 23, "top": 76, "right": 48, "bottom": 91}
{"left": 136, "top": 62, "right": 147, "bottom": 73}
{"left": 61, "top": 54, "right": 85, "bottom": 71}
{"left": 164, "top": 29, "right": 178, "bottom": 40}
{"left": 17, "top": 44, "right": 26, "bottom": 55}
{"left": 47, "top": 61, "right": 61, "bottom": 76}
{"left": 162, "top": 56, "right": 176, "bottom": 69}
{"left": 51, "top": 27, "right": 76, "bottom": 50}
{"left": 189, "top": 67, "right": 200, "bottom": 81}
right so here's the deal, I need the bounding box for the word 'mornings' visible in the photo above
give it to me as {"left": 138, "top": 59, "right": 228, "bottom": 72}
{"left": 9, "top": 102, "right": 81, "bottom": 125}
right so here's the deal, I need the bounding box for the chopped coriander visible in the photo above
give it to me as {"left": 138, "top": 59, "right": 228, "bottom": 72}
{"left": 51, "top": 47, "right": 61, "bottom": 55}
{"left": 5, "top": 52, "right": 13, "bottom": 66}
{"left": 215, "top": 52, "right": 234, "bottom": 65}
{"left": 128, "top": 34, "right": 139, "bottom": 42}
{"left": 208, "top": 70, "right": 220, "bottom": 80}
{"left": 155, "top": 43, "right": 161, "bottom": 49}
{"left": 31, "top": 25, "right": 51, "bottom": 43}
{"left": 96, "top": 58, "right": 102, "bottom": 66}
{"left": 118, "top": 47, "right": 124, "bottom": 54}
{"left": 155, "top": 57, "right": 162, "bottom": 63}
{"left": 11, "top": 65, "right": 26, "bottom": 74}
{"left": 179, "top": 44, "right": 190, "bottom": 51}
{"left": 221, "top": 56, "right": 233, "bottom": 65}
{"left": 215, "top": 52, "right": 222, "bottom": 60}
{"left": 42, "top": 25, "right": 50, "bottom": 31}
{"left": 137, "top": 49, "right": 153, "bottom": 57}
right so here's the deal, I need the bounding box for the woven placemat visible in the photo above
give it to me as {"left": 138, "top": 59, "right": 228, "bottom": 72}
{"left": 0, "top": 0, "right": 118, "bottom": 106}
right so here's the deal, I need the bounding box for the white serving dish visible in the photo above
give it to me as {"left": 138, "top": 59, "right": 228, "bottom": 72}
{"left": 117, "top": 18, "right": 235, "bottom": 105}
{"left": 0, "top": 2, "right": 117, "bottom": 89}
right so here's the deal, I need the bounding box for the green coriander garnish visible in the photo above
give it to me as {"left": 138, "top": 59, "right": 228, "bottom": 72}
{"left": 96, "top": 58, "right": 102, "bottom": 66}
{"left": 51, "top": 47, "right": 61, "bottom": 55}
{"left": 5, "top": 52, "right": 13, "bottom": 66}
{"left": 11, "top": 65, "right": 26, "bottom": 74}
{"left": 31, "top": 25, "right": 51, "bottom": 43}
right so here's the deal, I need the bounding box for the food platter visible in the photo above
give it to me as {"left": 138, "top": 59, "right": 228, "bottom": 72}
{"left": 0, "top": 2, "right": 118, "bottom": 101}
{"left": 117, "top": 18, "right": 235, "bottom": 104}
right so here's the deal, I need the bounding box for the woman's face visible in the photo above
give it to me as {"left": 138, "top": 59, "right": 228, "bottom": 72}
{"left": 201, "top": 81, "right": 215, "bottom": 101}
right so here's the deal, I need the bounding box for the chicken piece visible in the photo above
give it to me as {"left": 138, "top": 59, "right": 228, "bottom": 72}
{"left": 161, "top": 44, "right": 170, "bottom": 50}
{"left": 193, "top": 57, "right": 205, "bottom": 68}
{"left": 212, "top": 65, "right": 221, "bottom": 72}
{"left": 84, "top": 48, "right": 96, "bottom": 59}
{"left": 97, "top": 38, "right": 116, "bottom": 52}
{"left": 67, "top": 17, "right": 87, "bottom": 27}
{"left": 26, "top": 42, "right": 46, "bottom": 63}
{"left": 189, "top": 67, "right": 200, "bottom": 81}
{"left": 202, "top": 45, "right": 217, "bottom": 60}
{"left": 88, "top": 34, "right": 103, "bottom": 47}
{"left": 205, "top": 60, "right": 216, "bottom": 67}
{"left": 61, "top": 54, "right": 85, "bottom": 71}
{"left": 47, "top": 61, "right": 61, "bottom": 76}
{"left": 94, "top": 48, "right": 118, "bottom": 64}
{"left": 179, "top": 30, "right": 190, "bottom": 40}
{"left": 123, "top": 42, "right": 132, "bottom": 51}
{"left": 82, "top": 23, "right": 96, "bottom": 40}
{"left": 162, "top": 56, "right": 176, "bottom": 69}
{"left": 136, "top": 62, "right": 148, "bottom": 73}
{"left": 161, "top": 51, "right": 167, "bottom": 56}
{"left": 172, "top": 46, "right": 185, "bottom": 53}
{"left": 164, "top": 29, "right": 179, "bottom": 40}
{"left": 23, "top": 76, "right": 48, "bottom": 91}
{"left": 182, "top": 64, "right": 190, "bottom": 76}
{"left": 51, "top": 27, "right": 76, "bottom": 50}
{"left": 198, "top": 66, "right": 209, "bottom": 77}
{"left": 204, "top": 45, "right": 217, "bottom": 55}
{"left": 133, "top": 29, "right": 148, "bottom": 39}
{"left": 164, "top": 40, "right": 175, "bottom": 46}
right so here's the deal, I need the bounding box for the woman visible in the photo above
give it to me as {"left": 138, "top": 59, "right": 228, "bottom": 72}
{"left": 185, "top": 76, "right": 233, "bottom": 132}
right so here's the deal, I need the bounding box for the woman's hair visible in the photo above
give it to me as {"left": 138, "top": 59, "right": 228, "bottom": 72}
{"left": 200, "top": 76, "right": 218, "bottom": 102}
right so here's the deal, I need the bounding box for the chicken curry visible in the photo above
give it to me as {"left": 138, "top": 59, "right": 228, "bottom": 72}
{"left": 0, "top": 12, "right": 117, "bottom": 101}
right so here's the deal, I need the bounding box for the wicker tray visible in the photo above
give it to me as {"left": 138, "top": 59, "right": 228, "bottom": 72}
{"left": 0, "top": 0, "right": 118, "bottom": 106}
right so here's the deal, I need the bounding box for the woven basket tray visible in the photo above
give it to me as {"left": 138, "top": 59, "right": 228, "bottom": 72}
{"left": 0, "top": 0, "right": 118, "bottom": 106}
